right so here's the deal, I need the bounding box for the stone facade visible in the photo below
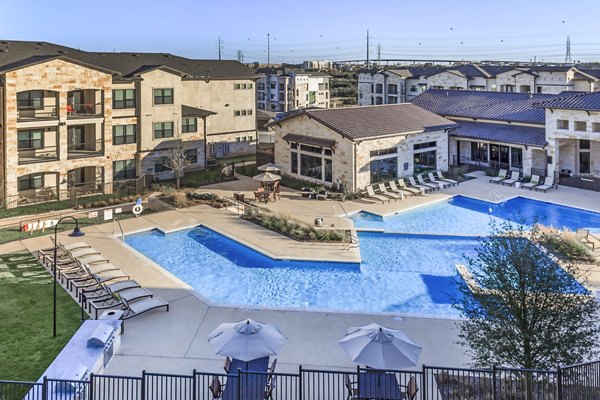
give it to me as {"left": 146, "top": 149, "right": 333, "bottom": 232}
{"left": 358, "top": 71, "right": 406, "bottom": 106}
{"left": 257, "top": 71, "right": 330, "bottom": 112}
{"left": 427, "top": 71, "right": 468, "bottom": 90}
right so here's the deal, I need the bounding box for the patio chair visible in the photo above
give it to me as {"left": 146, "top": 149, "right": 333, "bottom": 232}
{"left": 344, "top": 374, "right": 360, "bottom": 400}
{"left": 388, "top": 180, "right": 414, "bottom": 197}
{"left": 264, "top": 377, "right": 276, "bottom": 400}
{"left": 273, "top": 181, "right": 281, "bottom": 200}
{"left": 363, "top": 185, "right": 390, "bottom": 203}
{"left": 436, "top": 170, "right": 459, "bottom": 186}
{"left": 416, "top": 174, "right": 439, "bottom": 190}
{"left": 407, "top": 176, "right": 433, "bottom": 193}
{"left": 534, "top": 176, "right": 557, "bottom": 192}
{"left": 377, "top": 183, "right": 402, "bottom": 201}
{"left": 427, "top": 172, "right": 452, "bottom": 189}
{"left": 81, "top": 279, "right": 141, "bottom": 305}
{"left": 88, "top": 287, "right": 154, "bottom": 319}
{"left": 55, "top": 247, "right": 100, "bottom": 265}
{"left": 489, "top": 169, "right": 508, "bottom": 184}
{"left": 576, "top": 228, "right": 596, "bottom": 251}
{"left": 521, "top": 175, "right": 541, "bottom": 190}
{"left": 122, "top": 296, "right": 169, "bottom": 320}
{"left": 209, "top": 376, "right": 224, "bottom": 399}
{"left": 397, "top": 179, "right": 422, "bottom": 195}
{"left": 61, "top": 260, "right": 116, "bottom": 283}
{"left": 58, "top": 254, "right": 110, "bottom": 280}
{"left": 400, "top": 376, "right": 419, "bottom": 400}
{"left": 500, "top": 171, "right": 521, "bottom": 186}
{"left": 69, "top": 266, "right": 130, "bottom": 293}
{"left": 223, "top": 356, "right": 232, "bottom": 374}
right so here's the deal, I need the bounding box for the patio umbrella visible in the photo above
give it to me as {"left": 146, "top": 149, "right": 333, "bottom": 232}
{"left": 257, "top": 163, "right": 281, "bottom": 173}
{"left": 252, "top": 172, "right": 282, "bottom": 183}
{"left": 208, "top": 319, "right": 288, "bottom": 361}
{"left": 339, "top": 323, "right": 422, "bottom": 370}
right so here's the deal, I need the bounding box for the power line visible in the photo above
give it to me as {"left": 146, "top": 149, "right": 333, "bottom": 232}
{"left": 565, "top": 36, "right": 573, "bottom": 63}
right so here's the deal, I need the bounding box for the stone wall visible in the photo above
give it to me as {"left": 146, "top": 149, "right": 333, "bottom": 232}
{"left": 427, "top": 71, "right": 468, "bottom": 90}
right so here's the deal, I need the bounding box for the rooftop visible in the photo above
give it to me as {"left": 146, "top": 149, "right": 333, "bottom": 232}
{"left": 534, "top": 91, "right": 600, "bottom": 111}
{"left": 450, "top": 120, "right": 547, "bottom": 147}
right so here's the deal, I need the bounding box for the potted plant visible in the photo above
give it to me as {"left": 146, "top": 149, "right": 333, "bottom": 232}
{"left": 301, "top": 187, "right": 312, "bottom": 198}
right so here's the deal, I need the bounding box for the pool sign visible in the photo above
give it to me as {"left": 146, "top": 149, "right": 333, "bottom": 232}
{"left": 103, "top": 209, "right": 113, "bottom": 221}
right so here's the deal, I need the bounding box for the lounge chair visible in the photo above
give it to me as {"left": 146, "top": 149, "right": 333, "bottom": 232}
{"left": 521, "top": 175, "right": 541, "bottom": 190}
{"left": 81, "top": 279, "right": 141, "bottom": 304}
{"left": 407, "top": 176, "right": 433, "bottom": 193}
{"left": 388, "top": 180, "right": 414, "bottom": 197}
{"left": 501, "top": 171, "right": 521, "bottom": 186}
{"left": 397, "top": 179, "right": 422, "bottom": 195}
{"left": 417, "top": 174, "right": 439, "bottom": 190}
{"left": 427, "top": 172, "right": 452, "bottom": 189}
{"left": 363, "top": 186, "right": 390, "bottom": 203}
{"left": 489, "top": 169, "right": 508, "bottom": 184}
{"left": 436, "top": 171, "right": 459, "bottom": 186}
{"left": 55, "top": 247, "right": 100, "bottom": 264}
{"left": 401, "top": 376, "right": 419, "bottom": 400}
{"left": 534, "top": 177, "right": 556, "bottom": 192}
{"left": 377, "top": 183, "right": 402, "bottom": 201}
{"left": 122, "top": 296, "right": 169, "bottom": 320}
{"left": 69, "top": 266, "right": 130, "bottom": 293}
{"left": 576, "top": 228, "right": 596, "bottom": 250}
{"left": 88, "top": 287, "right": 154, "bottom": 319}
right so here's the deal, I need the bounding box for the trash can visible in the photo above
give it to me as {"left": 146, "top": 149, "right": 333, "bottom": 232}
{"left": 234, "top": 192, "right": 245, "bottom": 202}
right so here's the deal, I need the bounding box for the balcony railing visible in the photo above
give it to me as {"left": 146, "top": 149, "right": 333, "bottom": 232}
{"left": 67, "top": 140, "right": 104, "bottom": 159}
{"left": 67, "top": 103, "right": 103, "bottom": 118}
{"left": 18, "top": 146, "right": 59, "bottom": 165}
{"left": 17, "top": 105, "right": 59, "bottom": 122}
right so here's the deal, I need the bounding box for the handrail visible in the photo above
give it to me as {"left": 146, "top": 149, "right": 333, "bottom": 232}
{"left": 334, "top": 200, "right": 350, "bottom": 217}
{"left": 117, "top": 219, "right": 125, "bottom": 242}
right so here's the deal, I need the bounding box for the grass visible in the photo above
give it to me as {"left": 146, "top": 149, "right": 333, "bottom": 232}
{"left": 0, "top": 251, "right": 81, "bottom": 381}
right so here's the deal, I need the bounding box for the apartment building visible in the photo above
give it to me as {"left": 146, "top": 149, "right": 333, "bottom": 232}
{"left": 0, "top": 41, "right": 257, "bottom": 204}
{"left": 302, "top": 60, "right": 333, "bottom": 71}
{"left": 256, "top": 68, "right": 330, "bottom": 112}
{"left": 357, "top": 69, "right": 407, "bottom": 106}
{"left": 359, "top": 64, "right": 600, "bottom": 103}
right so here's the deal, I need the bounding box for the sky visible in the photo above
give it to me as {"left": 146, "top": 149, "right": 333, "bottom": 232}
{"left": 1, "top": 0, "right": 600, "bottom": 64}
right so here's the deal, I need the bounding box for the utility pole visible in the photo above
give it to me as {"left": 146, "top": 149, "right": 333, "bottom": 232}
{"left": 377, "top": 43, "right": 381, "bottom": 66}
{"left": 366, "top": 29, "right": 370, "bottom": 68}
{"left": 267, "top": 33, "right": 271, "bottom": 67}
{"left": 218, "top": 37, "right": 222, "bottom": 60}
{"left": 564, "top": 36, "right": 573, "bottom": 64}
{"left": 237, "top": 50, "right": 244, "bottom": 63}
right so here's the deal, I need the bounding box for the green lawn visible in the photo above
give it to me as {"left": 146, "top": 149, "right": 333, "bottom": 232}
{"left": 0, "top": 251, "right": 81, "bottom": 381}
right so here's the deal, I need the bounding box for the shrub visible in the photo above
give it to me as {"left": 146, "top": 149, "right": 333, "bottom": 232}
{"left": 172, "top": 192, "right": 189, "bottom": 208}
{"left": 540, "top": 231, "right": 594, "bottom": 263}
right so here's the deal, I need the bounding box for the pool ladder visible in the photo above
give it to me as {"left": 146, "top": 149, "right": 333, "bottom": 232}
{"left": 345, "top": 232, "right": 359, "bottom": 250}
{"left": 489, "top": 190, "right": 504, "bottom": 202}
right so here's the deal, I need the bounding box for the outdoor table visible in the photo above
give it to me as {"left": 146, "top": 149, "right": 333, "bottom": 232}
{"left": 222, "top": 356, "right": 269, "bottom": 400}
{"left": 358, "top": 370, "right": 402, "bottom": 400}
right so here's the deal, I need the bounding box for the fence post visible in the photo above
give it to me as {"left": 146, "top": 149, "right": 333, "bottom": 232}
{"left": 492, "top": 365, "right": 497, "bottom": 400}
{"left": 89, "top": 372, "right": 94, "bottom": 400}
{"left": 422, "top": 364, "right": 427, "bottom": 400}
{"left": 557, "top": 365, "right": 562, "bottom": 400}
{"left": 356, "top": 365, "right": 361, "bottom": 399}
{"left": 237, "top": 368, "right": 242, "bottom": 400}
{"left": 42, "top": 376, "right": 48, "bottom": 400}
{"left": 141, "top": 370, "right": 146, "bottom": 400}
{"left": 298, "top": 365, "right": 303, "bottom": 400}
{"left": 192, "top": 369, "right": 197, "bottom": 400}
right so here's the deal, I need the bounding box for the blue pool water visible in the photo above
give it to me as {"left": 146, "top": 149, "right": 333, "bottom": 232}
{"left": 351, "top": 196, "right": 600, "bottom": 236}
{"left": 126, "top": 228, "right": 480, "bottom": 316}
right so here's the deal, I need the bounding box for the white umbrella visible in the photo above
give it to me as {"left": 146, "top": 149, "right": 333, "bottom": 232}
{"left": 253, "top": 172, "right": 281, "bottom": 183}
{"left": 257, "top": 163, "right": 281, "bottom": 173}
{"left": 339, "top": 323, "right": 422, "bottom": 370}
{"left": 208, "top": 319, "right": 288, "bottom": 361}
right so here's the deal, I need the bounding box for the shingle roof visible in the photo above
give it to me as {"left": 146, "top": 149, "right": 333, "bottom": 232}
{"left": 451, "top": 121, "right": 547, "bottom": 147}
{"left": 271, "top": 104, "right": 458, "bottom": 141}
{"left": 478, "top": 65, "right": 514, "bottom": 77}
{"left": 533, "top": 91, "right": 600, "bottom": 111}
{"left": 0, "top": 40, "right": 256, "bottom": 81}
{"left": 412, "top": 89, "right": 555, "bottom": 124}
{"left": 182, "top": 105, "right": 216, "bottom": 118}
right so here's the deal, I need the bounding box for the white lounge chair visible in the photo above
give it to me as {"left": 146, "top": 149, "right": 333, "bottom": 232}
{"left": 397, "top": 179, "right": 422, "bottom": 195}
{"left": 534, "top": 177, "right": 556, "bottom": 192}
{"left": 521, "top": 175, "right": 540, "bottom": 190}
{"left": 489, "top": 169, "right": 508, "bottom": 184}
{"left": 501, "top": 171, "right": 521, "bottom": 186}
{"left": 407, "top": 176, "right": 433, "bottom": 193}
{"left": 388, "top": 180, "right": 414, "bottom": 197}
{"left": 89, "top": 286, "right": 154, "bottom": 319}
{"left": 122, "top": 296, "right": 169, "bottom": 320}
{"left": 417, "top": 174, "right": 439, "bottom": 190}
{"left": 377, "top": 183, "right": 402, "bottom": 201}
{"left": 363, "top": 185, "right": 390, "bottom": 203}
{"left": 436, "top": 171, "right": 459, "bottom": 186}
{"left": 427, "top": 172, "right": 452, "bottom": 189}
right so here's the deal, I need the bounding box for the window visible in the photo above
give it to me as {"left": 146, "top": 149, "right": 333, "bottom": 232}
{"left": 557, "top": 119, "right": 569, "bottom": 130}
{"left": 153, "top": 122, "right": 174, "bottom": 139}
{"left": 113, "top": 160, "right": 136, "bottom": 180}
{"left": 490, "top": 144, "right": 510, "bottom": 167}
{"left": 184, "top": 149, "right": 197, "bottom": 164}
{"left": 580, "top": 139, "right": 591, "bottom": 150}
{"left": 18, "top": 130, "right": 43, "bottom": 149}
{"left": 510, "top": 148, "right": 523, "bottom": 168}
{"left": 575, "top": 121, "right": 587, "bottom": 132}
{"left": 113, "top": 124, "right": 136, "bottom": 145}
{"left": 470, "top": 142, "right": 488, "bottom": 162}
{"left": 113, "top": 89, "right": 136, "bottom": 109}
{"left": 291, "top": 152, "right": 298, "bottom": 174}
{"left": 413, "top": 141, "right": 437, "bottom": 151}
{"left": 536, "top": 86, "right": 543, "bottom": 93}
{"left": 182, "top": 118, "right": 197, "bottom": 133}
{"left": 17, "top": 91, "right": 43, "bottom": 109}
{"left": 300, "top": 153, "right": 323, "bottom": 180}
{"left": 153, "top": 88, "right": 173, "bottom": 105}
{"left": 154, "top": 157, "right": 171, "bottom": 173}
{"left": 234, "top": 109, "right": 253, "bottom": 117}
{"left": 257, "top": 83, "right": 265, "bottom": 90}
{"left": 414, "top": 150, "right": 436, "bottom": 173}
{"left": 289, "top": 143, "right": 333, "bottom": 183}
{"left": 370, "top": 147, "right": 398, "bottom": 157}
{"left": 580, "top": 152, "right": 591, "bottom": 174}
{"left": 18, "top": 173, "right": 43, "bottom": 191}
{"left": 370, "top": 157, "right": 397, "bottom": 183}
{"left": 593, "top": 122, "right": 600, "bottom": 133}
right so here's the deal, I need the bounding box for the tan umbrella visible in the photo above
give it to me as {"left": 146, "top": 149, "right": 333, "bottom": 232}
{"left": 257, "top": 163, "right": 281, "bottom": 173}
{"left": 253, "top": 172, "right": 282, "bottom": 183}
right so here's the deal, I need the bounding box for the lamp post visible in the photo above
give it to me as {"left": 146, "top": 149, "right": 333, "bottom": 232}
{"left": 53, "top": 216, "right": 85, "bottom": 337}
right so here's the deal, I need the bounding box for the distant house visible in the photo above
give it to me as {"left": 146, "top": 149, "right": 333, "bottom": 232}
{"left": 268, "top": 104, "right": 457, "bottom": 192}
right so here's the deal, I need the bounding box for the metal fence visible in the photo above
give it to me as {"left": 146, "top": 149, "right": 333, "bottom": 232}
{"left": 3, "top": 361, "right": 599, "bottom": 400}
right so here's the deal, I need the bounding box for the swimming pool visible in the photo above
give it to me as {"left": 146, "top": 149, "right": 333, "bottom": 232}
{"left": 351, "top": 196, "right": 600, "bottom": 236}
{"left": 126, "top": 227, "right": 478, "bottom": 316}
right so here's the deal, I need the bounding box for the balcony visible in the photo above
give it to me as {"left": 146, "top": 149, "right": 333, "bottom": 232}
{"left": 17, "top": 128, "right": 59, "bottom": 165}
{"left": 16, "top": 90, "right": 59, "bottom": 122}
{"left": 67, "top": 125, "right": 104, "bottom": 159}
{"left": 67, "top": 166, "right": 104, "bottom": 196}
{"left": 67, "top": 89, "right": 103, "bottom": 119}
{"left": 16, "top": 172, "right": 60, "bottom": 206}
{"left": 18, "top": 146, "right": 59, "bottom": 165}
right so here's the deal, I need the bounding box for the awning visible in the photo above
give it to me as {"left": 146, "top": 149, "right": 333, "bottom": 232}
{"left": 282, "top": 133, "right": 336, "bottom": 149}
{"left": 182, "top": 105, "right": 217, "bottom": 118}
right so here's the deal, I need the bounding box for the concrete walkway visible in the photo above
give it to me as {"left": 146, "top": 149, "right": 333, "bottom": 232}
{"left": 4, "top": 173, "right": 600, "bottom": 376}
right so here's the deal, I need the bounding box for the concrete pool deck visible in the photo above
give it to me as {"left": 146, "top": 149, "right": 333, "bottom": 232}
{"left": 3, "top": 173, "right": 600, "bottom": 376}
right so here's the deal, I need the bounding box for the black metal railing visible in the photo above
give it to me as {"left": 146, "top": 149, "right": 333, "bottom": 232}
{"left": 2, "top": 361, "right": 600, "bottom": 400}
{"left": 17, "top": 105, "right": 59, "bottom": 120}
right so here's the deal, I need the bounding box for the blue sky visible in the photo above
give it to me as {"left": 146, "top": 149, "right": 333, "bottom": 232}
{"left": 1, "top": 0, "right": 599, "bottom": 63}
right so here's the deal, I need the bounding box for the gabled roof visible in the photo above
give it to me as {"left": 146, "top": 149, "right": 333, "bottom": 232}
{"left": 450, "top": 121, "right": 547, "bottom": 147}
{"left": 478, "top": 65, "right": 514, "bottom": 77}
{"left": 269, "top": 104, "right": 458, "bottom": 141}
{"left": 182, "top": 105, "right": 216, "bottom": 118}
{"left": 533, "top": 91, "right": 600, "bottom": 111}
{"left": 412, "top": 89, "right": 556, "bottom": 124}
{"left": 430, "top": 69, "right": 467, "bottom": 79}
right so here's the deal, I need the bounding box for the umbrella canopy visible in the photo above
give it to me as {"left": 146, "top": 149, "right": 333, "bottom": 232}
{"left": 257, "top": 163, "right": 281, "bottom": 173}
{"left": 208, "top": 319, "right": 288, "bottom": 361}
{"left": 339, "top": 323, "right": 422, "bottom": 370}
{"left": 253, "top": 172, "right": 282, "bottom": 183}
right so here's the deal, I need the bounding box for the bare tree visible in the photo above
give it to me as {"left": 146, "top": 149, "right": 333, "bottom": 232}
{"left": 162, "top": 129, "right": 194, "bottom": 189}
